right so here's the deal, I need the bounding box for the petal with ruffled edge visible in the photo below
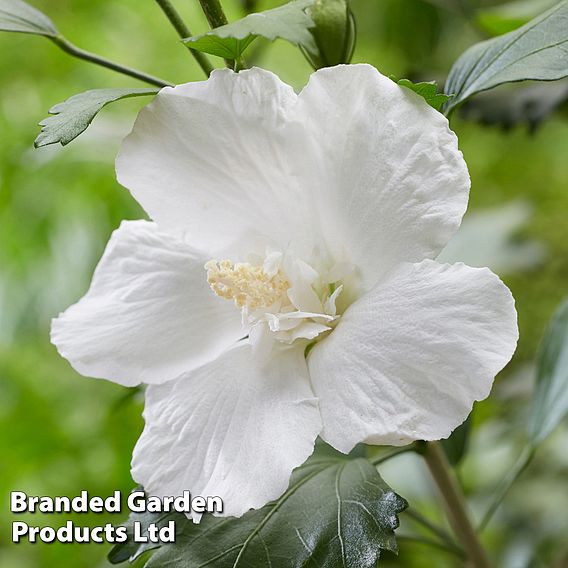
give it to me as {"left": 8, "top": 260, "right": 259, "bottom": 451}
{"left": 295, "top": 64, "right": 471, "bottom": 288}
{"left": 308, "top": 260, "right": 518, "bottom": 452}
{"left": 116, "top": 69, "right": 318, "bottom": 259}
{"left": 132, "top": 341, "right": 321, "bottom": 517}
{"left": 51, "top": 221, "right": 243, "bottom": 387}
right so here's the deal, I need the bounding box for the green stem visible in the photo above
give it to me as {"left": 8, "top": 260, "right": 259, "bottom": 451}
{"left": 198, "top": 0, "right": 229, "bottom": 27}
{"left": 370, "top": 444, "right": 416, "bottom": 465}
{"left": 405, "top": 508, "right": 461, "bottom": 554}
{"left": 154, "top": 0, "right": 214, "bottom": 77}
{"left": 478, "top": 446, "right": 536, "bottom": 533}
{"left": 51, "top": 36, "right": 172, "bottom": 88}
{"left": 197, "top": 0, "right": 235, "bottom": 68}
{"left": 422, "top": 442, "right": 491, "bottom": 568}
{"left": 243, "top": 0, "right": 258, "bottom": 13}
{"left": 397, "top": 535, "right": 466, "bottom": 558}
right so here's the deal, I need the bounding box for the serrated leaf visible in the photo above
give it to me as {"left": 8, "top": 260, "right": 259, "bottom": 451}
{"left": 529, "top": 299, "right": 568, "bottom": 444}
{"left": 110, "top": 454, "right": 407, "bottom": 567}
{"left": 0, "top": 0, "right": 57, "bottom": 36}
{"left": 35, "top": 88, "right": 158, "bottom": 148}
{"left": 445, "top": 0, "right": 568, "bottom": 112}
{"left": 184, "top": 0, "right": 317, "bottom": 60}
{"left": 393, "top": 77, "right": 451, "bottom": 111}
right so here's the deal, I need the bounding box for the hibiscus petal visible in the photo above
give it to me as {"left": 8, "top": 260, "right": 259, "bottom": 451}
{"left": 116, "top": 68, "right": 316, "bottom": 258}
{"left": 51, "top": 220, "right": 243, "bottom": 387}
{"left": 296, "top": 64, "right": 471, "bottom": 288}
{"left": 131, "top": 341, "right": 321, "bottom": 517}
{"left": 308, "top": 260, "right": 518, "bottom": 451}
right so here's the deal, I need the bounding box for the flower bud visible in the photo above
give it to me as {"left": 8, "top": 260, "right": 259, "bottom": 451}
{"left": 303, "top": 0, "right": 356, "bottom": 69}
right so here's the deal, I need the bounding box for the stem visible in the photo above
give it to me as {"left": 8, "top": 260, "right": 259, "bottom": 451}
{"left": 154, "top": 0, "right": 214, "bottom": 77}
{"left": 478, "top": 446, "right": 535, "bottom": 533}
{"left": 198, "top": 0, "right": 229, "bottom": 27}
{"left": 243, "top": 0, "right": 258, "bottom": 13}
{"left": 197, "top": 0, "right": 235, "bottom": 68}
{"left": 397, "top": 535, "right": 466, "bottom": 559}
{"left": 405, "top": 508, "right": 460, "bottom": 553}
{"left": 51, "top": 36, "right": 172, "bottom": 88}
{"left": 422, "top": 442, "right": 491, "bottom": 568}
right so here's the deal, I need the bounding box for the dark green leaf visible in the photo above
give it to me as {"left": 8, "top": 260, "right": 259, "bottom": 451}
{"left": 393, "top": 77, "right": 451, "bottom": 111}
{"left": 445, "top": 0, "right": 568, "bottom": 112}
{"left": 441, "top": 417, "right": 471, "bottom": 466}
{"left": 35, "top": 88, "right": 158, "bottom": 148}
{"left": 529, "top": 299, "right": 568, "bottom": 444}
{"left": 458, "top": 79, "right": 568, "bottom": 132}
{"left": 111, "top": 454, "right": 406, "bottom": 567}
{"left": 0, "top": 0, "right": 57, "bottom": 36}
{"left": 108, "top": 493, "right": 183, "bottom": 564}
{"left": 184, "top": 0, "right": 317, "bottom": 60}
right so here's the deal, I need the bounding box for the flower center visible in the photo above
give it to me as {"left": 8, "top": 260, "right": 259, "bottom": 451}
{"left": 205, "top": 260, "right": 290, "bottom": 310}
{"left": 205, "top": 251, "right": 352, "bottom": 350}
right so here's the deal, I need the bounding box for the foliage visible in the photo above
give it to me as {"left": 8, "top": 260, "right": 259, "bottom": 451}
{"left": 393, "top": 77, "right": 450, "bottom": 111}
{"left": 0, "top": 0, "right": 57, "bottom": 37}
{"left": 529, "top": 299, "right": 568, "bottom": 443}
{"left": 445, "top": 0, "right": 568, "bottom": 111}
{"left": 110, "top": 450, "right": 407, "bottom": 567}
{"left": 35, "top": 89, "right": 158, "bottom": 147}
{"left": 441, "top": 418, "right": 470, "bottom": 466}
{"left": 2, "top": 0, "right": 568, "bottom": 566}
{"left": 458, "top": 80, "right": 568, "bottom": 132}
{"left": 184, "top": 0, "right": 317, "bottom": 60}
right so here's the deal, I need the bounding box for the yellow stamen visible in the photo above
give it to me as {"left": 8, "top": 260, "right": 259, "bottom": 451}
{"left": 205, "top": 260, "right": 290, "bottom": 309}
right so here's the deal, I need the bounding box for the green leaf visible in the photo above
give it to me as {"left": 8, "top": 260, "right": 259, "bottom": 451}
{"left": 184, "top": 0, "right": 317, "bottom": 60}
{"left": 477, "top": 0, "right": 559, "bottom": 36}
{"left": 108, "top": 496, "right": 181, "bottom": 564}
{"left": 457, "top": 79, "right": 568, "bottom": 132}
{"left": 528, "top": 299, "right": 568, "bottom": 444}
{"left": 393, "top": 77, "right": 451, "bottom": 111}
{"left": 110, "top": 454, "right": 407, "bottom": 567}
{"left": 0, "top": 0, "right": 57, "bottom": 36}
{"left": 445, "top": 0, "right": 568, "bottom": 112}
{"left": 34, "top": 88, "right": 158, "bottom": 148}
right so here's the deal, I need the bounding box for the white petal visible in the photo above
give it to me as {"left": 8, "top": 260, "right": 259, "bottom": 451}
{"left": 308, "top": 260, "right": 518, "bottom": 451}
{"left": 296, "top": 64, "right": 471, "bottom": 288}
{"left": 132, "top": 342, "right": 321, "bottom": 517}
{"left": 51, "top": 220, "right": 243, "bottom": 387}
{"left": 116, "top": 68, "right": 317, "bottom": 258}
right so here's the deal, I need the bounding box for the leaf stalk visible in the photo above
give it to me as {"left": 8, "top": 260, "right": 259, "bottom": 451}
{"left": 478, "top": 445, "right": 536, "bottom": 532}
{"left": 397, "top": 535, "right": 466, "bottom": 558}
{"left": 405, "top": 508, "right": 462, "bottom": 556}
{"left": 154, "top": 0, "right": 214, "bottom": 76}
{"left": 197, "top": 0, "right": 235, "bottom": 68}
{"left": 51, "top": 36, "right": 172, "bottom": 88}
{"left": 422, "top": 441, "right": 491, "bottom": 567}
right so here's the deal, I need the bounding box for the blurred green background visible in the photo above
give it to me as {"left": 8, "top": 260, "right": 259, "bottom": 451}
{"left": 1, "top": 0, "right": 567, "bottom": 566}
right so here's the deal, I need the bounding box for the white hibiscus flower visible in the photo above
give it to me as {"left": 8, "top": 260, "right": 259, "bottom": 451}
{"left": 52, "top": 64, "right": 518, "bottom": 518}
